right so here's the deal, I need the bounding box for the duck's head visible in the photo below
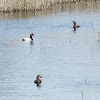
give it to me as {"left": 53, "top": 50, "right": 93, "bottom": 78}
{"left": 30, "top": 33, "right": 34, "bottom": 40}
{"left": 30, "top": 33, "right": 34, "bottom": 37}
{"left": 73, "top": 21, "right": 76, "bottom": 24}
{"left": 37, "top": 75, "right": 42, "bottom": 79}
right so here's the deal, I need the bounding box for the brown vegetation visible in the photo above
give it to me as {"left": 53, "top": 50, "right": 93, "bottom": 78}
{"left": 0, "top": 0, "right": 97, "bottom": 13}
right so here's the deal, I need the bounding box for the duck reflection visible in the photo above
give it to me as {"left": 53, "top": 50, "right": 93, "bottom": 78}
{"left": 30, "top": 41, "right": 34, "bottom": 45}
{"left": 74, "top": 27, "right": 76, "bottom": 31}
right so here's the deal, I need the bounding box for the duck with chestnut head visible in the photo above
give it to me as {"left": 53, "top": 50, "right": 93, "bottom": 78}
{"left": 22, "top": 33, "right": 34, "bottom": 41}
{"left": 73, "top": 21, "right": 80, "bottom": 28}
{"left": 34, "top": 75, "right": 42, "bottom": 87}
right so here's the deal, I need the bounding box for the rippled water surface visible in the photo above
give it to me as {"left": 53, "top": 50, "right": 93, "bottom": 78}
{"left": 0, "top": 1, "right": 100, "bottom": 100}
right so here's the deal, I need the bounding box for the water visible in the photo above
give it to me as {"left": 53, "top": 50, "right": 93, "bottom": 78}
{"left": 0, "top": 1, "right": 100, "bottom": 100}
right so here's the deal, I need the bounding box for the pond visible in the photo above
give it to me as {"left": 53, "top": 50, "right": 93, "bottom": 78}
{"left": 0, "top": 1, "right": 100, "bottom": 100}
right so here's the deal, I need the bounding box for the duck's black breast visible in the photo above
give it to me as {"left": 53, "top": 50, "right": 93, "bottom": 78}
{"left": 34, "top": 79, "right": 42, "bottom": 84}
{"left": 73, "top": 26, "right": 80, "bottom": 28}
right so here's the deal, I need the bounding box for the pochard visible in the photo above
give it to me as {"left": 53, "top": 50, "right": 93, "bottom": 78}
{"left": 73, "top": 21, "right": 80, "bottom": 28}
{"left": 34, "top": 75, "right": 42, "bottom": 84}
{"left": 22, "top": 33, "right": 34, "bottom": 41}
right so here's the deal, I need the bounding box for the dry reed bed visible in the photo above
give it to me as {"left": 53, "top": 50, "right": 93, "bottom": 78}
{"left": 0, "top": 0, "right": 98, "bottom": 13}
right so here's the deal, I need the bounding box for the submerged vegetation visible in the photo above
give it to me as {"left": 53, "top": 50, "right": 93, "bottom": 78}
{"left": 0, "top": 0, "right": 99, "bottom": 13}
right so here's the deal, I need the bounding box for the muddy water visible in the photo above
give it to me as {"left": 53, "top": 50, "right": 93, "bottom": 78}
{"left": 0, "top": 1, "right": 100, "bottom": 100}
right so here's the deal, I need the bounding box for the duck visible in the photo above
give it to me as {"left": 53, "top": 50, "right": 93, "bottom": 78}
{"left": 22, "top": 33, "right": 34, "bottom": 41}
{"left": 73, "top": 21, "right": 80, "bottom": 28}
{"left": 34, "top": 75, "right": 42, "bottom": 85}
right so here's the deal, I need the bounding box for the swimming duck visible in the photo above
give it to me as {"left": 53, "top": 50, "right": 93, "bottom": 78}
{"left": 34, "top": 75, "right": 42, "bottom": 85}
{"left": 73, "top": 21, "right": 80, "bottom": 28}
{"left": 22, "top": 33, "right": 34, "bottom": 41}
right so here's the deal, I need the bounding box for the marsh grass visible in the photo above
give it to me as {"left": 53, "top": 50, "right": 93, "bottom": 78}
{"left": 0, "top": 0, "right": 97, "bottom": 13}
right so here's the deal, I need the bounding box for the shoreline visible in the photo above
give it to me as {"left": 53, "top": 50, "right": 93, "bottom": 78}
{"left": 0, "top": 1, "right": 100, "bottom": 20}
{"left": 0, "top": 0, "right": 98, "bottom": 13}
